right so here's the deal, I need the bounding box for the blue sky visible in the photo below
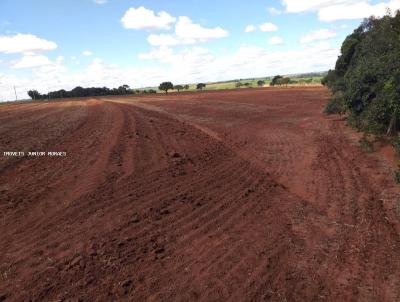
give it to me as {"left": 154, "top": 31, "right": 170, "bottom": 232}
{"left": 0, "top": 0, "right": 398, "bottom": 100}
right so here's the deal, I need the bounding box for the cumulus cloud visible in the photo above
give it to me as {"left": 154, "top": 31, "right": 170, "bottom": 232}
{"left": 245, "top": 25, "right": 257, "bottom": 33}
{"left": 82, "top": 50, "right": 93, "bottom": 56}
{"left": 0, "top": 33, "right": 57, "bottom": 54}
{"left": 259, "top": 22, "right": 279, "bottom": 32}
{"left": 269, "top": 36, "right": 284, "bottom": 45}
{"left": 300, "top": 29, "right": 336, "bottom": 44}
{"left": 147, "top": 34, "right": 180, "bottom": 47}
{"left": 121, "top": 6, "right": 176, "bottom": 30}
{"left": 145, "top": 17, "right": 229, "bottom": 47}
{"left": 318, "top": 1, "right": 400, "bottom": 21}
{"left": 138, "top": 46, "right": 175, "bottom": 62}
{"left": 175, "top": 16, "right": 229, "bottom": 41}
{"left": 12, "top": 54, "right": 53, "bottom": 69}
{"left": 282, "top": 0, "right": 400, "bottom": 21}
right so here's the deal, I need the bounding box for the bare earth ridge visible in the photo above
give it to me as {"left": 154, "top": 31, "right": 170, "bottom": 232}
{"left": 1, "top": 87, "right": 400, "bottom": 301}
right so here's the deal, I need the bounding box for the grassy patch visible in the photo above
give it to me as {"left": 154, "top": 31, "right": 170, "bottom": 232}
{"left": 359, "top": 135, "right": 374, "bottom": 153}
{"left": 392, "top": 136, "right": 400, "bottom": 156}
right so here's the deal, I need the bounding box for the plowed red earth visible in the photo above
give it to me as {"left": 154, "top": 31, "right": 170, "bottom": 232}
{"left": 1, "top": 87, "right": 400, "bottom": 301}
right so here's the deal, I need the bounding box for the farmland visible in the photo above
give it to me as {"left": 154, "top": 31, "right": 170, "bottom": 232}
{"left": 1, "top": 87, "right": 400, "bottom": 301}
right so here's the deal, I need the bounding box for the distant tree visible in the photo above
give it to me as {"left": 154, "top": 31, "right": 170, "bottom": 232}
{"left": 184, "top": 84, "right": 190, "bottom": 90}
{"left": 71, "top": 86, "right": 86, "bottom": 97}
{"left": 235, "top": 82, "right": 243, "bottom": 88}
{"left": 270, "top": 75, "right": 283, "bottom": 86}
{"left": 257, "top": 80, "right": 265, "bottom": 87}
{"left": 197, "top": 83, "right": 206, "bottom": 90}
{"left": 281, "top": 77, "right": 290, "bottom": 87}
{"left": 174, "top": 85, "right": 184, "bottom": 92}
{"left": 244, "top": 82, "right": 252, "bottom": 87}
{"left": 118, "top": 85, "right": 128, "bottom": 95}
{"left": 159, "top": 82, "right": 174, "bottom": 94}
{"left": 28, "top": 90, "right": 40, "bottom": 100}
{"left": 274, "top": 77, "right": 290, "bottom": 87}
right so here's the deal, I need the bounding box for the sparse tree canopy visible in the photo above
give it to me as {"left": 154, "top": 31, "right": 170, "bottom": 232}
{"left": 257, "top": 80, "right": 265, "bottom": 87}
{"left": 322, "top": 11, "right": 400, "bottom": 134}
{"left": 197, "top": 83, "right": 206, "bottom": 90}
{"left": 235, "top": 82, "right": 243, "bottom": 88}
{"left": 174, "top": 85, "right": 184, "bottom": 92}
{"left": 159, "top": 82, "right": 174, "bottom": 94}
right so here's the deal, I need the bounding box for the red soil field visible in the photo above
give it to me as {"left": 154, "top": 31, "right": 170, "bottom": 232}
{"left": 1, "top": 87, "right": 400, "bottom": 301}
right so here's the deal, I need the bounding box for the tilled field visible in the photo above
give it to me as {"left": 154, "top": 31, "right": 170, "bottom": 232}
{"left": 1, "top": 87, "right": 400, "bottom": 301}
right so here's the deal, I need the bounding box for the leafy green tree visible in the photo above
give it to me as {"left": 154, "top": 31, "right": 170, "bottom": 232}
{"left": 197, "top": 83, "right": 206, "bottom": 90}
{"left": 174, "top": 85, "right": 184, "bottom": 92}
{"left": 322, "top": 11, "right": 400, "bottom": 134}
{"left": 184, "top": 84, "right": 190, "bottom": 90}
{"left": 159, "top": 82, "right": 174, "bottom": 94}
{"left": 257, "top": 80, "right": 265, "bottom": 87}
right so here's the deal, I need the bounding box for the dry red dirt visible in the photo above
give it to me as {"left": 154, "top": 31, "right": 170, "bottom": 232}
{"left": 1, "top": 87, "right": 400, "bottom": 301}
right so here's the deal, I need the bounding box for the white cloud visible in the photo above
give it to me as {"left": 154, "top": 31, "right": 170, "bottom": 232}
{"left": 147, "top": 34, "right": 182, "bottom": 47}
{"left": 259, "top": 22, "right": 278, "bottom": 32}
{"left": 300, "top": 29, "right": 336, "bottom": 44}
{"left": 318, "top": 1, "right": 400, "bottom": 21}
{"left": 269, "top": 36, "right": 284, "bottom": 45}
{"left": 283, "top": 0, "right": 346, "bottom": 13}
{"left": 282, "top": 0, "right": 400, "bottom": 21}
{"left": 175, "top": 16, "right": 229, "bottom": 41}
{"left": 93, "top": 0, "right": 107, "bottom": 4}
{"left": 11, "top": 54, "right": 53, "bottom": 69}
{"left": 82, "top": 50, "right": 93, "bottom": 56}
{"left": 0, "top": 33, "right": 57, "bottom": 54}
{"left": 245, "top": 25, "right": 257, "bottom": 33}
{"left": 138, "top": 46, "right": 175, "bottom": 62}
{"left": 145, "top": 17, "right": 229, "bottom": 47}
{"left": 121, "top": 6, "right": 176, "bottom": 30}
{"left": 268, "top": 7, "right": 282, "bottom": 15}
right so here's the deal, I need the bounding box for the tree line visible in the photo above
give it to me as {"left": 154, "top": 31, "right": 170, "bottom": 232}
{"left": 158, "top": 82, "right": 205, "bottom": 94}
{"left": 28, "top": 82, "right": 207, "bottom": 99}
{"left": 27, "top": 85, "right": 157, "bottom": 100}
{"left": 322, "top": 11, "right": 400, "bottom": 135}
